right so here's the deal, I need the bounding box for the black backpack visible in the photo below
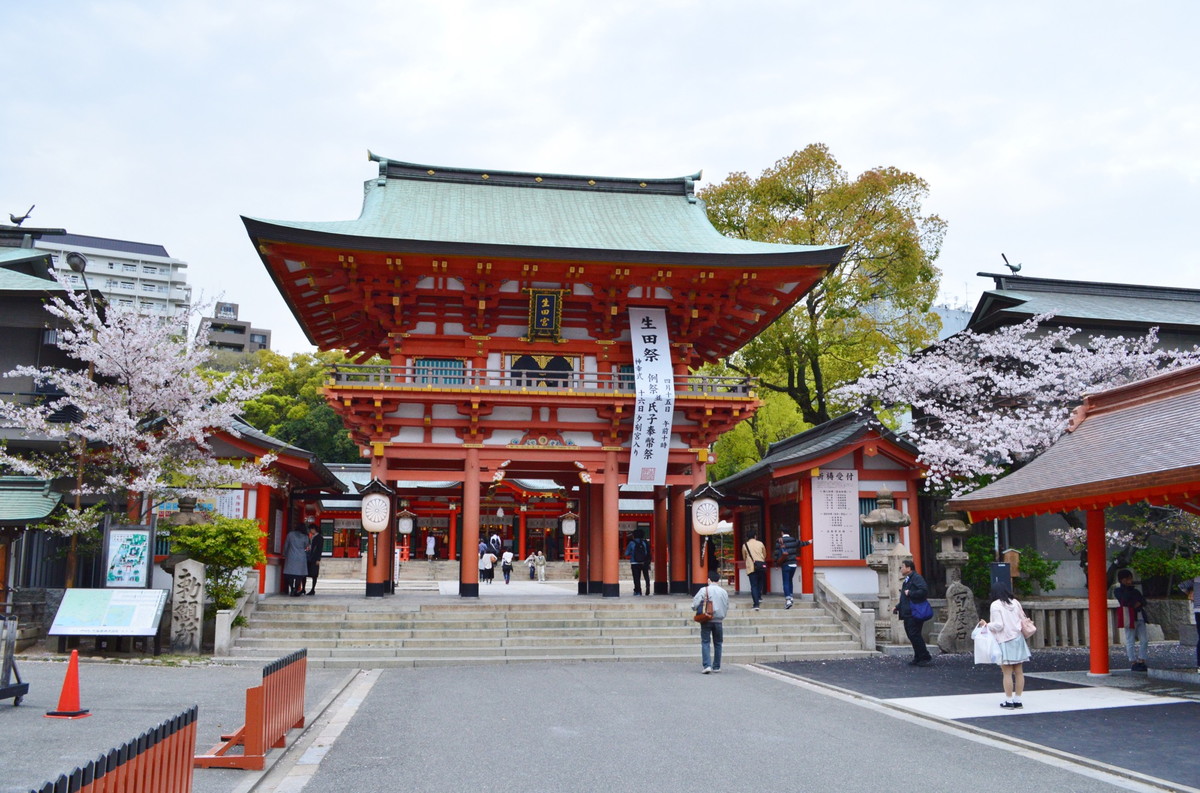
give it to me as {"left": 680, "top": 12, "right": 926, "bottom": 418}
{"left": 632, "top": 539, "right": 648, "bottom": 563}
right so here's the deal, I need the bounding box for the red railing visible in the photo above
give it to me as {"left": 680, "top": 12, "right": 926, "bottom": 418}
{"left": 194, "top": 649, "right": 307, "bottom": 770}
{"left": 31, "top": 705, "right": 198, "bottom": 793}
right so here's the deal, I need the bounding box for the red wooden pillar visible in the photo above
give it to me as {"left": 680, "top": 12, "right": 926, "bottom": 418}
{"left": 365, "top": 456, "right": 391, "bottom": 598}
{"left": 602, "top": 450, "right": 620, "bottom": 597}
{"left": 652, "top": 486, "right": 669, "bottom": 594}
{"left": 461, "top": 447, "right": 480, "bottom": 597}
{"left": 517, "top": 509, "right": 527, "bottom": 560}
{"left": 587, "top": 484, "right": 603, "bottom": 593}
{"left": 1087, "top": 509, "right": 1110, "bottom": 675}
{"left": 690, "top": 465, "right": 707, "bottom": 592}
{"left": 799, "top": 474, "right": 814, "bottom": 596}
{"left": 669, "top": 486, "right": 687, "bottom": 593}
{"left": 256, "top": 483, "right": 271, "bottom": 594}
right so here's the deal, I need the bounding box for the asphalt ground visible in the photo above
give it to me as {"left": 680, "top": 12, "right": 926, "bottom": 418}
{"left": 769, "top": 643, "right": 1200, "bottom": 791}
{"left": 3, "top": 625, "right": 1198, "bottom": 792}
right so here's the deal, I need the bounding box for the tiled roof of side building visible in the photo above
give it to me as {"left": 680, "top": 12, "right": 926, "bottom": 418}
{"left": 243, "top": 155, "right": 847, "bottom": 266}
{"left": 38, "top": 233, "right": 172, "bottom": 259}
{"left": 968, "top": 272, "right": 1200, "bottom": 331}
{"left": 714, "top": 408, "right": 918, "bottom": 492}
{"left": 948, "top": 363, "right": 1200, "bottom": 517}
{"left": 0, "top": 476, "right": 62, "bottom": 524}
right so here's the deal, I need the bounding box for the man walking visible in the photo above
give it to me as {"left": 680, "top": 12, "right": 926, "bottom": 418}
{"left": 625, "top": 529, "right": 651, "bottom": 595}
{"left": 773, "top": 531, "right": 810, "bottom": 609}
{"left": 305, "top": 524, "right": 323, "bottom": 595}
{"left": 692, "top": 574, "right": 730, "bottom": 674}
{"left": 895, "top": 559, "right": 933, "bottom": 666}
{"left": 741, "top": 530, "right": 767, "bottom": 610}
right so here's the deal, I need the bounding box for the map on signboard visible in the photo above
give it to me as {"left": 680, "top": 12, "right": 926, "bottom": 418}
{"left": 49, "top": 589, "right": 169, "bottom": 637}
{"left": 106, "top": 529, "right": 151, "bottom": 587}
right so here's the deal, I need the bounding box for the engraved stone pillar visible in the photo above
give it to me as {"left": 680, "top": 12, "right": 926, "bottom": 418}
{"left": 171, "top": 559, "right": 205, "bottom": 654}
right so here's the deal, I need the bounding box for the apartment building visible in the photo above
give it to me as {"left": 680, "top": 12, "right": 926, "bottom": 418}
{"left": 35, "top": 232, "right": 191, "bottom": 316}
{"left": 205, "top": 301, "right": 272, "bottom": 353}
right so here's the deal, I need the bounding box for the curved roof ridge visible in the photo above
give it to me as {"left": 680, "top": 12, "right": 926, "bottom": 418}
{"left": 367, "top": 151, "right": 702, "bottom": 198}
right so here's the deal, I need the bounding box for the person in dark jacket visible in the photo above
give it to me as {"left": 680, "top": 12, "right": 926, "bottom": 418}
{"left": 773, "top": 532, "right": 811, "bottom": 609}
{"left": 894, "top": 559, "right": 932, "bottom": 666}
{"left": 305, "top": 525, "right": 323, "bottom": 596}
{"left": 282, "top": 527, "right": 310, "bottom": 597}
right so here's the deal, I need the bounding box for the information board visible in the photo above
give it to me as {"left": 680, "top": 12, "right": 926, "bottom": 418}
{"left": 49, "top": 589, "right": 169, "bottom": 637}
{"left": 811, "top": 469, "right": 860, "bottom": 560}
{"left": 103, "top": 525, "right": 154, "bottom": 588}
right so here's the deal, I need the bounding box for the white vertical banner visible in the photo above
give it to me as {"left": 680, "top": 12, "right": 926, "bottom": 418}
{"left": 627, "top": 307, "right": 674, "bottom": 490}
{"left": 811, "top": 469, "right": 860, "bottom": 560}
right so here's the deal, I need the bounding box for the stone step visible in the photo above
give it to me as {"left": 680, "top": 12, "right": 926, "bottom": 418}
{"left": 235, "top": 623, "right": 849, "bottom": 644}
{"left": 219, "top": 647, "right": 878, "bottom": 669}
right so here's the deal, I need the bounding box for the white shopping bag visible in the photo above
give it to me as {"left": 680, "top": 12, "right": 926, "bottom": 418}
{"left": 971, "top": 625, "right": 1000, "bottom": 665}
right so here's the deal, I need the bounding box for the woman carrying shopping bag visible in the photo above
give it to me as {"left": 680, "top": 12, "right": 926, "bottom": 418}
{"left": 977, "top": 583, "right": 1033, "bottom": 709}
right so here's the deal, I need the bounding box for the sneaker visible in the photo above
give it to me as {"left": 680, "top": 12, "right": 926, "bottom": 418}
{"left": 1011, "top": 701, "right": 1023, "bottom": 709}
{"left": 785, "top": 599, "right": 793, "bottom": 610}
{"left": 712, "top": 668, "right": 720, "bottom": 673}
{"left": 702, "top": 667, "right": 712, "bottom": 674}
{"left": 1000, "top": 701, "right": 1017, "bottom": 709}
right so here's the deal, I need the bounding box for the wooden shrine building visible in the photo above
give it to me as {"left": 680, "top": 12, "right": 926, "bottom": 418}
{"left": 712, "top": 409, "right": 926, "bottom": 598}
{"left": 949, "top": 363, "right": 1200, "bottom": 675}
{"left": 244, "top": 155, "right": 846, "bottom": 596}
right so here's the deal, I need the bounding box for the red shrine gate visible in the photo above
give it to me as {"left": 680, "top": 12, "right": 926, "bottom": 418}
{"left": 245, "top": 156, "right": 846, "bottom": 596}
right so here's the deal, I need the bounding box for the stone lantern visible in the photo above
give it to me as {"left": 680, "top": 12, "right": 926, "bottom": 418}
{"left": 933, "top": 511, "right": 977, "bottom": 654}
{"left": 862, "top": 489, "right": 911, "bottom": 644}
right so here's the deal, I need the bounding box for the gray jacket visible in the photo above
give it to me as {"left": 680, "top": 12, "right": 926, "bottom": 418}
{"left": 283, "top": 530, "right": 310, "bottom": 576}
{"left": 692, "top": 582, "right": 730, "bottom": 622}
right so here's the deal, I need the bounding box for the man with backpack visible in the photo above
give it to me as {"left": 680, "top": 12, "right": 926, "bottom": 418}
{"left": 625, "top": 528, "right": 651, "bottom": 596}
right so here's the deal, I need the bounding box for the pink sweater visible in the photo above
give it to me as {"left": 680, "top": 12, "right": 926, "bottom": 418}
{"left": 987, "top": 598, "right": 1024, "bottom": 643}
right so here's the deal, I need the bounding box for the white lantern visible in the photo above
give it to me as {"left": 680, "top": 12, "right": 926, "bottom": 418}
{"left": 560, "top": 511, "right": 579, "bottom": 537}
{"left": 360, "top": 493, "right": 391, "bottom": 533}
{"left": 690, "top": 483, "right": 723, "bottom": 536}
{"left": 396, "top": 508, "right": 416, "bottom": 535}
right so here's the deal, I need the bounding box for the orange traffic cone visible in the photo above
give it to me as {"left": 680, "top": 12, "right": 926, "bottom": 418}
{"left": 45, "top": 649, "right": 90, "bottom": 719}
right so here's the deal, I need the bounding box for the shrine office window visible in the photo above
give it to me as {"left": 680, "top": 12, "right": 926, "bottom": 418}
{"left": 617, "top": 364, "right": 635, "bottom": 392}
{"left": 413, "top": 358, "right": 465, "bottom": 385}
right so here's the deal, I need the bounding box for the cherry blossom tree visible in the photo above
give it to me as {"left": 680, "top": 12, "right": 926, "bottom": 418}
{"left": 0, "top": 274, "right": 276, "bottom": 580}
{"left": 837, "top": 313, "right": 1200, "bottom": 496}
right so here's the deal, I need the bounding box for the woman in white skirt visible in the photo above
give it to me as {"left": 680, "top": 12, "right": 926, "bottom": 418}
{"left": 977, "top": 584, "right": 1032, "bottom": 709}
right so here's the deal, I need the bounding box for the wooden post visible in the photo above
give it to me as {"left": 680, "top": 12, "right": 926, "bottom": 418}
{"left": 1086, "top": 509, "right": 1110, "bottom": 675}
{"left": 652, "top": 486, "right": 669, "bottom": 594}
{"left": 669, "top": 486, "right": 687, "bottom": 593}
{"left": 461, "top": 447, "right": 480, "bottom": 597}
{"left": 602, "top": 450, "right": 620, "bottom": 597}
{"left": 799, "top": 474, "right": 815, "bottom": 596}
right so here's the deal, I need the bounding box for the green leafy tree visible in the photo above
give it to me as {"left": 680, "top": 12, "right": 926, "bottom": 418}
{"left": 710, "top": 389, "right": 809, "bottom": 481}
{"left": 963, "top": 534, "right": 1058, "bottom": 599}
{"left": 163, "top": 515, "right": 267, "bottom": 612}
{"left": 216, "top": 349, "right": 363, "bottom": 463}
{"left": 699, "top": 144, "right": 946, "bottom": 427}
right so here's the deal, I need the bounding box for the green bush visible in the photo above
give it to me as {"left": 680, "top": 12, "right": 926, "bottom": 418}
{"left": 963, "top": 534, "right": 1059, "bottom": 598}
{"left": 1130, "top": 547, "right": 1200, "bottom": 581}
{"left": 162, "top": 515, "right": 266, "bottom": 611}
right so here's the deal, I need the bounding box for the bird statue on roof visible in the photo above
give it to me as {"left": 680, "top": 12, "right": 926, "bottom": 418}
{"left": 9, "top": 204, "right": 34, "bottom": 226}
{"left": 1001, "top": 253, "right": 1021, "bottom": 273}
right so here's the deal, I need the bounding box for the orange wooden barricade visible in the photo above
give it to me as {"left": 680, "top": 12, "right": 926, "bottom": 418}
{"left": 31, "top": 705, "right": 198, "bottom": 793}
{"left": 193, "top": 649, "right": 307, "bottom": 770}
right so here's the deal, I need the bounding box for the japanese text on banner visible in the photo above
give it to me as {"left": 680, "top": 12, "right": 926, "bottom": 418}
{"left": 627, "top": 307, "right": 674, "bottom": 489}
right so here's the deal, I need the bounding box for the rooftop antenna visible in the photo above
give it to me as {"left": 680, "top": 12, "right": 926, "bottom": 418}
{"left": 1001, "top": 253, "right": 1021, "bottom": 274}
{"left": 8, "top": 204, "right": 34, "bottom": 226}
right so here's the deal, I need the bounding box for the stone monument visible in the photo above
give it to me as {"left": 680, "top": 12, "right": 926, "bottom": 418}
{"left": 170, "top": 558, "right": 205, "bottom": 654}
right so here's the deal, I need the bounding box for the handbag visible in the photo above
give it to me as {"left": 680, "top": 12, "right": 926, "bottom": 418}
{"left": 1017, "top": 602, "right": 1037, "bottom": 638}
{"left": 909, "top": 599, "right": 933, "bottom": 621}
{"left": 694, "top": 588, "right": 714, "bottom": 623}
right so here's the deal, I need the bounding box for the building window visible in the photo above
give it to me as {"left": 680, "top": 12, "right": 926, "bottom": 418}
{"left": 141, "top": 283, "right": 157, "bottom": 293}
{"left": 249, "top": 333, "right": 267, "bottom": 344}
{"left": 120, "top": 281, "right": 135, "bottom": 290}
{"left": 122, "top": 263, "right": 137, "bottom": 272}
{"left": 143, "top": 265, "right": 157, "bottom": 274}
{"left": 413, "top": 358, "right": 465, "bottom": 385}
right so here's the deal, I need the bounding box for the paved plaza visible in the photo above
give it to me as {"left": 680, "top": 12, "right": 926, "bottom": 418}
{"left": 3, "top": 641, "right": 1198, "bottom": 793}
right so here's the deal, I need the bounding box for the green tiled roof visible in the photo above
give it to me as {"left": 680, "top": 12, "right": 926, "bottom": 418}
{"left": 0, "top": 251, "right": 57, "bottom": 292}
{"left": 0, "top": 476, "right": 61, "bottom": 524}
{"left": 970, "top": 273, "right": 1200, "bottom": 331}
{"left": 245, "top": 156, "right": 844, "bottom": 263}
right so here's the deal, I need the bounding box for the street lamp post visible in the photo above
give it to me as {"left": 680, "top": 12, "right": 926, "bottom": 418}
{"left": 62, "top": 252, "right": 94, "bottom": 588}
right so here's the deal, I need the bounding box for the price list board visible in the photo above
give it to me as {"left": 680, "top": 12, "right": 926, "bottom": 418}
{"left": 811, "top": 469, "right": 860, "bottom": 560}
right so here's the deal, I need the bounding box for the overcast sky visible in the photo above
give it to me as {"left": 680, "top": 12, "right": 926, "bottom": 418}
{"left": 3, "top": 1, "right": 1196, "bottom": 353}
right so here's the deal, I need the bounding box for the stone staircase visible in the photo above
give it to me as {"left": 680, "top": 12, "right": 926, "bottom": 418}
{"left": 226, "top": 598, "right": 874, "bottom": 668}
